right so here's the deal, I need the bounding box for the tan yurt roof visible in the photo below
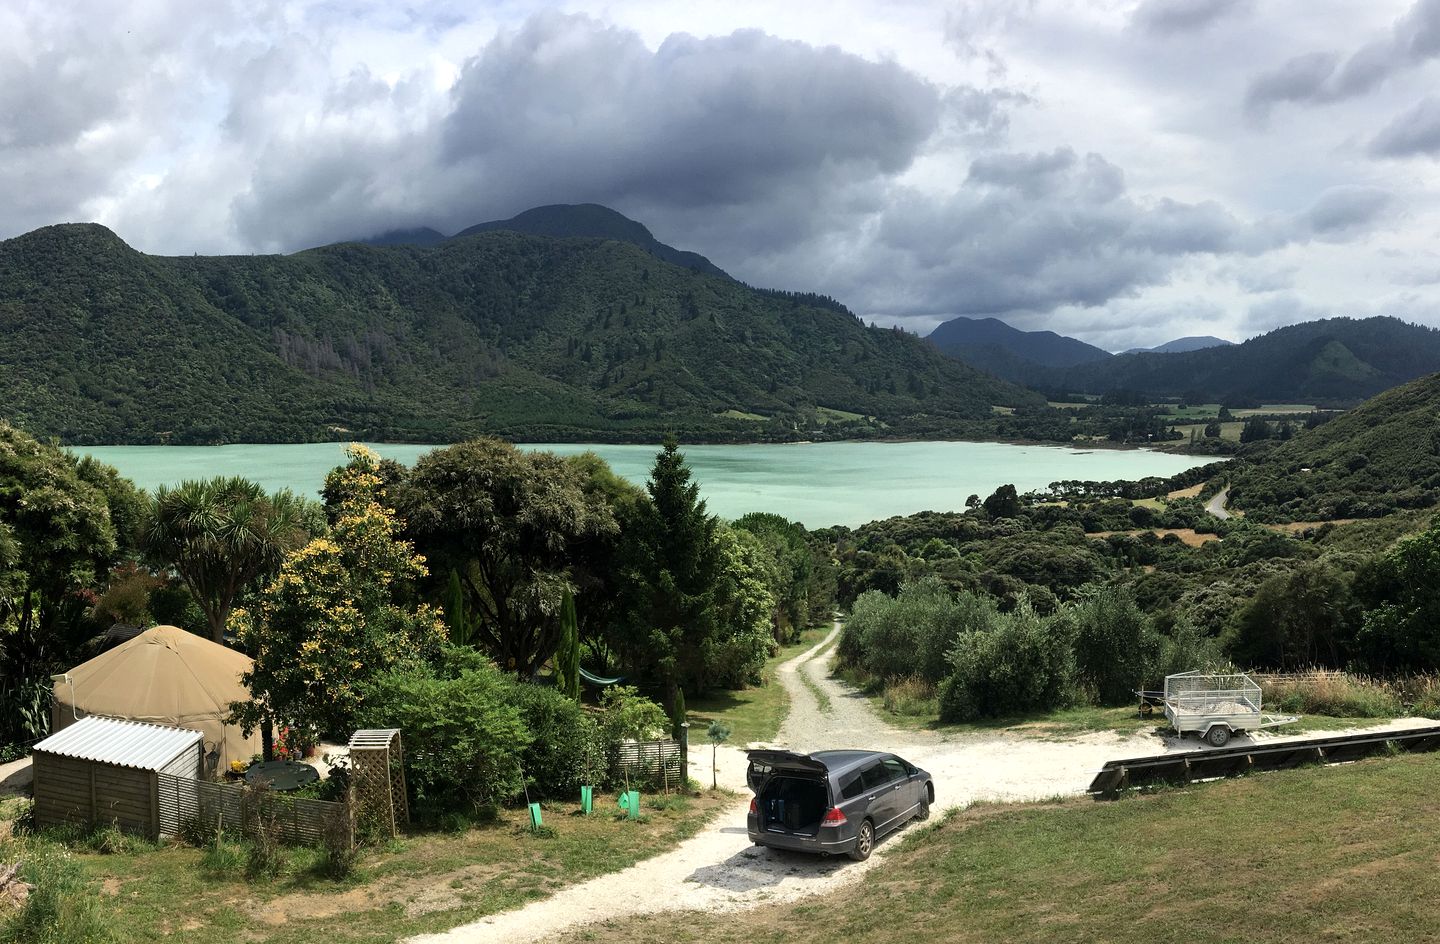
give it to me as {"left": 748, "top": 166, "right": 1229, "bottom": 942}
{"left": 52, "top": 624, "right": 260, "bottom": 767}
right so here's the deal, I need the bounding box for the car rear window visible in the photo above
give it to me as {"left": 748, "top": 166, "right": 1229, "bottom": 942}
{"left": 839, "top": 772, "right": 864, "bottom": 799}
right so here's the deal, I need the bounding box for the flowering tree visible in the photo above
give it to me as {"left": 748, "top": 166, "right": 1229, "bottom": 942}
{"left": 231, "top": 447, "right": 445, "bottom": 744}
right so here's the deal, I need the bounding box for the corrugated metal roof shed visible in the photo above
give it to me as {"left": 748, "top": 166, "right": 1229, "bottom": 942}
{"left": 34, "top": 715, "right": 203, "bottom": 771}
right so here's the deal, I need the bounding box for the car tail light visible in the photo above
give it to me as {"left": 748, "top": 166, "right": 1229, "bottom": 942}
{"left": 821, "top": 807, "right": 846, "bottom": 827}
{"left": 749, "top": 798, "right": 758, "bottom": 815}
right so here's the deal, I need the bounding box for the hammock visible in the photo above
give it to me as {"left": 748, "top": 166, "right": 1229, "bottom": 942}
{"left": 579, "top": 665, "right": 625, "bottom": 686}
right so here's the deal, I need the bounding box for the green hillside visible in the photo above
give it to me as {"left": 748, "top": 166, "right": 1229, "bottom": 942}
{"left": 0, "top": 223, "right": 1037, "bottom": 445}
{"left": 1228, "top": 370, "right": 1440, "bottom": 521}
{"left": 1043, "top": 316, "right": 1440, "bottom": 403}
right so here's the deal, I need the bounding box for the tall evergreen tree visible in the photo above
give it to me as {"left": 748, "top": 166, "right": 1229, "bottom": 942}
{"left": 634, "top": 437, "right": 720, "bottom": 712}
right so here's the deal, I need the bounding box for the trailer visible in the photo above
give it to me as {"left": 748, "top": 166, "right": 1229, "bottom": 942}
{"left": 1163, "top": 671, "right": 1297, "bottom": 746}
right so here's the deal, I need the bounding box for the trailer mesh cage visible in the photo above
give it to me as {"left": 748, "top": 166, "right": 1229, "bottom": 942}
{"left": 1163, "top": 671, "right": 1261, "bottom": 717}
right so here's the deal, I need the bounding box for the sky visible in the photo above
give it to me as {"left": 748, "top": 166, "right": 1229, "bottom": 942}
{"left": 4, "top": 0, "right": 1440, "bottom": 350}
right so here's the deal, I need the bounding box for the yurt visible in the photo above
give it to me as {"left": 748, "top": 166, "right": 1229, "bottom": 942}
{"left": 51, "top": 624, "right": 261, "bottom": 771}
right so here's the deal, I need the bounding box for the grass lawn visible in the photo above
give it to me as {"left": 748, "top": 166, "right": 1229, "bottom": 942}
{"left": 814, "top": 407, "right": 867, "bottom": 424}
{"left": 688, "top": 625, "right": 830, "bottom": 746}
{"left": 1, "top": 789, "right": 730, "bottom": 944}
{"left": 562, "top": 750, "right": 1440, "bottom": 944}
{"left": 1131, "top": 497, "right": 1166, "bottom": 511}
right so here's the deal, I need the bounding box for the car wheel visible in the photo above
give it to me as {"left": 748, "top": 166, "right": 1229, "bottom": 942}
{"left": 915, "top": 795, "right": 930, "bottom": 822}
{"left": 1206, "top": 726, "right": 1231, "bottom": 747}
{"left": 849, "top": 820, "right": 875, "bottom": 862}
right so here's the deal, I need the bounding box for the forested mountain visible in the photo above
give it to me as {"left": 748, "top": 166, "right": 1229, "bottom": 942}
{"left": 927, "top": 316, "right": 1112, "bottom": 374}
{"left": 1045, "top": 317, "right": 1440, "bottom": 403}
{"left": 1228, "top": 370, "right": 1440, "bottom": 522}
{"left": 455, "top": 204, "right": 731, "bottom": 279}
{"left": 0, "top": 222, "right": 1038, "bottom": 445}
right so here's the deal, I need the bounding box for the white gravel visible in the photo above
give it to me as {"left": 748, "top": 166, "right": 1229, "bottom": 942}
{"left": 409, "top": 626, "right": 1440, "bottom": 944}
{"left": 411, "top": 625, "right": 1150, "bottom": 944}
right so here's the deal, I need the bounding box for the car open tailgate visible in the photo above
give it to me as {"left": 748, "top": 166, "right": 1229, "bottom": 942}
{"left": 746, "top": 749, "right": 827, "bottom": 792}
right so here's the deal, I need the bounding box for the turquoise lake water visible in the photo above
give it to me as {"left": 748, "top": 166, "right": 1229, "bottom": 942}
{"left": 72, "top": 441, "right": 1211, "bottom": 528}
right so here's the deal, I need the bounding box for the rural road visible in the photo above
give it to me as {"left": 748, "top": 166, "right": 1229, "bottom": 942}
{"left": 1206, "top": 486, "right": 1232, "bottom": 519}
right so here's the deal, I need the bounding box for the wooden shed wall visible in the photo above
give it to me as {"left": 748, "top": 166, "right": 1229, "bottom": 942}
{"left": 32, "top": 753, "right": 157, "bottom": 838}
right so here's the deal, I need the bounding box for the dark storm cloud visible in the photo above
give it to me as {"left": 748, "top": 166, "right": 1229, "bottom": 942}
{"left": 1131, "top": 0, "right": 1251, "bottom": 36}
{"left": 1245, "top": 0, "right": 1440, "bottom": 116}
{"left": 438, "top": 15, "right": 939, "bottom": 209}
{"left": 810, "top": 154, "right": 1389, "bottom": 326}
{"left": 856, "top": 149, "right": 1224, "bottom": 319}
{"left": 231, "top": 13, "right": 942, "bottom": 250}
{"left": 1370, "top": 96, "right": 1440, "bottom": 155}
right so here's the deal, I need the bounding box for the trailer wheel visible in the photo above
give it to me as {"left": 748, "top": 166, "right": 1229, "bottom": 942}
{"left": 1205, "top": 725, "right": 1231, "bottom": 747}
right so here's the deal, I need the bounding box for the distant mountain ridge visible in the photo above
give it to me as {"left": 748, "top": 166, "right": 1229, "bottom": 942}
{"left": 1046, "top": 317, "right": 1440, "bottom": 403}
{"left": 1123, "top": 336, "right": 1234, "bottom": 355}
{"left": 0, "top": 220, "right": 1039, "bottom": 445}
{"left": 927, "top": 316, "right": 1112, "bottom": 368}
{"left": 925, "top": 316, "right": 1113, "bottom": 385}
{"left": 362, "top": 203, "right": 730, "bottom": 279}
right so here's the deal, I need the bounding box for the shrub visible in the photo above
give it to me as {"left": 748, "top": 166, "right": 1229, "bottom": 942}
{"left": 842, "top": 579, "right": 1002, "bottom": 686}
{"left": 1059, "top": 585, "right": 1161, "bottom": 705}
{"left": 1155, "top": 618, "right": 1225, "bottom": 683}
{"left": 243, "top": 782, "right": 285, "bottom": 881}
{"left": 357, "top": 658, "right": 530, "bottom": 819}
{"left": 939, "top": 601, "right": 1077, "bottom": 722}
{"left": 313, "top": 799, "right": 359, "bottom": 879}
{"left": 506, "top": 681, "right": 604, "bottom": 799}
{"left": 595, "top": 686, "right": 669, "bottom": 744}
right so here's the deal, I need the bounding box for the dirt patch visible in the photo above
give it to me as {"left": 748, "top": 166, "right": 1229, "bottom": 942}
{"left": 1087, "top": 528, "right": 1220, "bottom": 547}
{"left": 1166, "top": 483, "right": 1204, "bottom": 499}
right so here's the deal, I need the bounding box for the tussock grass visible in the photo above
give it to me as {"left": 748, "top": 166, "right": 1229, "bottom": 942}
{"left": 1260, "top": 670, "right": 1440, "bottom": 719}
{"left": 881, "top": 676, "right": 938, "bottom": 719}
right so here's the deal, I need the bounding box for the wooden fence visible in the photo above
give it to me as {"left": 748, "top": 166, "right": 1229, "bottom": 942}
{"left": 155, "top": 772, "right": 350, "bottom": 847}
{"left": 613, "top": 738, "right": 685, "bottom": 789}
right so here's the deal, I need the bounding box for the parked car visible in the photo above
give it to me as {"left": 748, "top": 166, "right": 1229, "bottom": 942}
{"left": 745, "top": 749, "right": 933, "bottom": 862}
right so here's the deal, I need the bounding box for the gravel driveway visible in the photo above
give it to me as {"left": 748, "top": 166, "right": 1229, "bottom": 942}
{"left": 410, "top": 624, "right": 1161, "bottom": 944}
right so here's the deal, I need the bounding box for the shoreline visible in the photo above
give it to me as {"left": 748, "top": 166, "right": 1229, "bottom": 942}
{"left": 65, "top": 435, "right": 1214, "bottom": 456}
